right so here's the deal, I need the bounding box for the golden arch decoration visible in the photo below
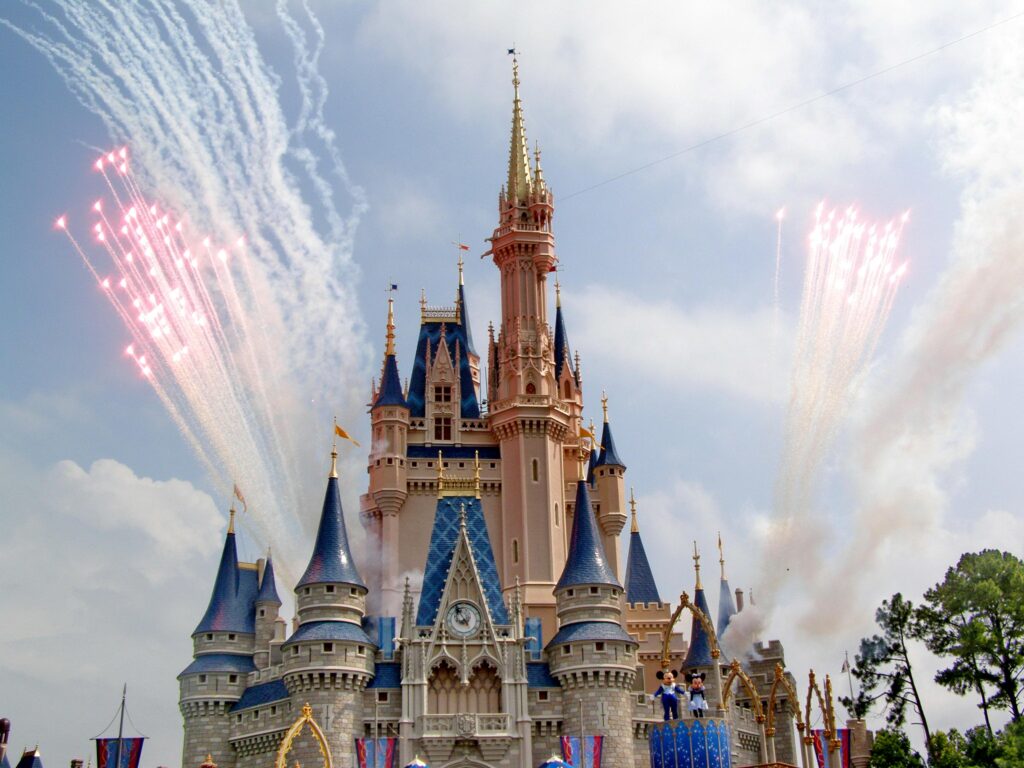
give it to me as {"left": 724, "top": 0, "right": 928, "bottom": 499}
{"left": 766, "top": 663, "right": 805, "bottom": 738}
{"left": 275, "top": 703, "right": 333, "bottom": 768}
{"left": 803, "top": 669, "right": 839, "bottom": 748}
{"left": 721, "top": 658, "right": 766, "bottom": 723}
{"left": 660, "top": 591, "right": 721, "bottom": 669}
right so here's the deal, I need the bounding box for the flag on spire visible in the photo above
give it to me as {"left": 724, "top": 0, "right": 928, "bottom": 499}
{"left": 232, "top": 483, "right": 247, "bottom": 512}
{"left": 335, "top": 422, "right": 361, "bottom": 447}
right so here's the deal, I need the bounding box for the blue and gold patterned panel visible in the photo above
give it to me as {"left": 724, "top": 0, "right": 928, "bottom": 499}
{"left": 651, "top": 724, "right": 664, "bottom": 768}
{"left": 706, "top": 721, "right": 720, "bottom": 768}
{"left": 661, "top": 721, "right": 676, "bottom": 768}
{"left": 690, "top": 719, "right": 707, "bottom": 768}
{"left": 675, "top": 720, "right": 692, "bottom": 768}
{"left": 717, "top": 722, "right": 731, "bottom": 768}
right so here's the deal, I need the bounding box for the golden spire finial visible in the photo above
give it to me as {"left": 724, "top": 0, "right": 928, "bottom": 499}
{"left": 228, "top": 507, "right": 235, "bottom": 534}
{"left": 601, "top": 391, "right": 609, "bottom": 423}
{"left": 718, "top": 531, "right": 727, "bottom": 580}
{"left": 693, "top": 541, "right": 702, "bottom": 589}
{"left": 457, "top": 247, "right": 465, "bottom": 286}
{"left": 630, "top": 488, "right": 638, "bottom": 534}
{"left": 385, "top": 294, "right": 396, "bottom": 356}
{"left": 436, "top": 450, "right": 445, "bottom": 496}
{"left": 419, "top": 288, "right": 427, "bottom": 320}
{"left": 554, "top": 273, "right": 561, "bottom": 307}
{"left": 507, "top": 47, "right": 532, "bottom": 205}
{"left": 330, "top": 416, "right": 339, "bottom": 478}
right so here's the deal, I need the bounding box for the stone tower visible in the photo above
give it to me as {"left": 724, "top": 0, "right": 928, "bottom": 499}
{"left": 179, "top": 510, "right": 257, "bottom": 768}
{"left": 281, "top": 447, "right": 375, "bottom": 768}
{"left": 593, "top": 395, "right": 627, "bottom": 580}
{"left": 253, "top": 551, "right": 285, "bottom": 670}
{"left": 367, "top": 295, "right": 410, "bottom": 615}
{"left": 547, "top": 480, "right": 639, "bottom": 766}
{"left": 486, "top": 53, "right": 572, "bottom": 636}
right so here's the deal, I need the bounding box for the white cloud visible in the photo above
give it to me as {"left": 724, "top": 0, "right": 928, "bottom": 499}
{"left": 566, "top": 284, "right": 791, "bottom": 403}
{"left": 0, "top": 396, "right": 225, "bottom": 766}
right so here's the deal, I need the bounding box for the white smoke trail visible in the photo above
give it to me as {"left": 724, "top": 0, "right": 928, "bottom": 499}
{"left": 802, "top": 39, "right": 1024, "bottom": 635}
{"left": 764, "top": 205, "right": 908, "bottom": 610}
{"left": 3, "top": 1, "right": 370, "bottom": 581}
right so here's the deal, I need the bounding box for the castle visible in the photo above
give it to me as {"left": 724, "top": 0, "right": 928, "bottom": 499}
{"left": 178, "top": 58, "right": 800, "bottom": 768}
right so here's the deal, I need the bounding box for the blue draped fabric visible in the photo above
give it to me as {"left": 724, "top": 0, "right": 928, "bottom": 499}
{"left": 651, "top": 724, "right": 664, "bottom": 768}
{"left": 661, "top": 724, "right": 676, "bottom": 768}
{"left": 706, "top": 721, "right": 720, "bottom": 768}
{"left": 717, "top": 722, "right": 731, "bottom": 768}
{"left": 691, "top": 720, "right": 707, "bottom": 768}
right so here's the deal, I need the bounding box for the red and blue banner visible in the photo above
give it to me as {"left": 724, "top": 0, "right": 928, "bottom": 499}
{"left": 561, "top": 735, "right": 603, "bottom": 768}
{"left": 354, "top": 737, "right": 397, "bottom": 768}
{"left": 95, "top": 738, "right": 144, "bottom": 768}
{"left": 812, "top": 729, "right": 851, "bottom": 768}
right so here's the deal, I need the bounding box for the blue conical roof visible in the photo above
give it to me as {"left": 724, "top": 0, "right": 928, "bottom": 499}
{"left": 682, "top": 585, "right": 715, "bottom": 667}
{"left": 625, "top": 530, "right": 662, "bottom": 605}
{"left": 195, "top": 521, "right": 257, "bottom": 634}
{"left": 375, "top": 354, "right": 407, "bottom": 407}
{"left": 13, "top": 749, "right": 42, "bottom": 768}
{"left": 257, "top": 554, "right": 282, "bottom": 605}
{"left": 297, "top": 475, "right": 365, "bottom": 588}
{"left": 595, "top": 419, "right": 625, "bottom": 468}
{"left": 557, "top": 481, "right": 620, "bottom": 589}
{"left": 459, "top": 284, "right": 477, "bottom": 358}
{"left": 553, "top": 303, "right": 573, "bottom": 382}
{"left": 717, "top": 577, "right": 737, "bottom": 640}
{"left": 586, "top": 447, "right": 598, "bottom": 487}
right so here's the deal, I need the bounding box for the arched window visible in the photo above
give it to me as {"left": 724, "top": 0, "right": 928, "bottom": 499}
{"left": 526, "top": 382, "right": 536, "bottom": 395}
{"left": 563, "top": 380, "right": 571, "bottom": 399}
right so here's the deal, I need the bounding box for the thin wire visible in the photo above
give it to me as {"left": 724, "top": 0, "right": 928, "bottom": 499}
{"left": 124, "top": 704, "right": 148, "bottom": 740}
{"left": 90, "top": 703, "right": 121, "bottom": 740}
{"left": 561, "top": 9, "right": 1024, "bottom": 202}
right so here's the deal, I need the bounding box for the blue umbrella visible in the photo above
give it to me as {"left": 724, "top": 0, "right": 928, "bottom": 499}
{"left": 538, "top": 758, "right": 572, "bottom": 768}
{"left": 403, "top": 759, "right": 429, "bottom": 768}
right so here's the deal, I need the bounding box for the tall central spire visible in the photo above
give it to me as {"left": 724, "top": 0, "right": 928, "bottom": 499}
{"left": 507, "top": 54, "right": 533, "bottom": 206}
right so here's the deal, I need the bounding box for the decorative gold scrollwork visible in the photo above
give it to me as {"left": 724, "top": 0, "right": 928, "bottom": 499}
{"left": 274, "top": 703, "right": 333, "bottom": 768}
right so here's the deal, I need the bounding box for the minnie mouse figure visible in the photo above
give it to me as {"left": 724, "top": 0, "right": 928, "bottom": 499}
{"left": 685, "top": 671, "right": 709, "bottom": 718}
{"left": 650, "top": 669, "right": 686, "bottom": 721}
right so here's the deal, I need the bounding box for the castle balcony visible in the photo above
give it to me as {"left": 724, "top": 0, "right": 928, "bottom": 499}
{"left": 417, "top": 713, "right": 513, "bottom": 765}
{"left": 419, "top": 712, "right": 511, "bottom": 736}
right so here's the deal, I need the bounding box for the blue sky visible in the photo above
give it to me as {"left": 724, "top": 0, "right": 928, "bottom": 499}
{"left": 2, "top": 1, "right": 1024, "bottom": 764}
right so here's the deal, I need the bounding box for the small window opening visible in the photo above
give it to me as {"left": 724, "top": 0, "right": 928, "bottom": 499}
{"left": 531, "top": 459, "right": 539, "bottom": 482}
{"left": 433, "top": 417, "right": 452, "bottom": 441}
{"left": 538, "top": 691, "right": 549, "bottom": 701}
{"left": 512, "top": 539, "right": 520, "bottom": 564}
{"left": 434, "top": 385, "right": 452, "bottom": 403}
{"left": 562, "top": 645, "right": 571, "bottom": 655}
{"left": 324, "top": 642, "right": 334, "bottom": 653}
{"left": 229, "top": 674, "right": 238, "bottom": 683}
{"left": 325, "top": 585, "right": 335, "bottom": 593}
{"left": 198, "top": 674, "right": 207, "bottom": 684}
{"left": 595, "top": 642, "right": 605, "bottom": 652}
{"left": 377, "top": 692, "right": 389, "bottom": 703}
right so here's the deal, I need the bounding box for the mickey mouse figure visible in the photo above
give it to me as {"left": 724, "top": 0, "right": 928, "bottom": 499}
{"left": 685, "top": 671, "right": 709, "bottom": 718}
{"left": 650, "top": 669, "right": 686, "bottom": 721}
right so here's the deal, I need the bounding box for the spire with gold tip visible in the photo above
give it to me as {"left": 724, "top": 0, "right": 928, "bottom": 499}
{"left": 624, "top": 488, "right": 662, "bottom": 606}
{"left": 374, "top": 293, "right": 407, "bottom": 408}
{"left": 682, "top": 541, "right": 716, "bottom": 668}
{"left": 506, "top": 51, "right": 533, "bottom": 207}
{"left": 595, "top": 391, "right": 625, "bottom": 468}
{"left": 716, "top": 532, "right": 738, "bottom": 640}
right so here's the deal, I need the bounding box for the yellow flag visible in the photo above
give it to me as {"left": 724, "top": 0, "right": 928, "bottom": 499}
{"left": 335, "top": 423, "right": 361, "bottom": 447}
{"left": 579, "top": 425, "right": 596, "bottom": 444}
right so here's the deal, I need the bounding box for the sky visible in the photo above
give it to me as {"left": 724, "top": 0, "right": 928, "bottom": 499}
{"left": 2, "top": 1, "right": 1024, "bottom": 765}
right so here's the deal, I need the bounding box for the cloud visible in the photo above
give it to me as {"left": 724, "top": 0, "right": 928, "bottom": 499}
{"left": 0, "top": 396, "right": 225, "bottom": 766}
{"left": 566, "top": 285, "right": 791, "bottom": 404}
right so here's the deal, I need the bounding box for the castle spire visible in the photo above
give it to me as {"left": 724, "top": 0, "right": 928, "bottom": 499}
{"left": 682, "top": 541, "right": 716, "bottom": 669}
{"left": 693, "top": 540, "right": 703, "bottom": 590}
{"left": 595, "top": 392, "right": 625, "bottom": 468}
{"left": 297, "top": 444, "right": 365, "bottom": 588}
{"left": 374, "top": 294, "right": 407, "bottom": 408}
{"left": 506, "top": 52, "right": 533, "bottom": 206}
{"left": 556, "top": 480, "right": 620, "bottom": 589}
{"left": 716, "top": 532, "right": 738, "bottom": 641}
{"left": 256, "top": 550, "right": 282, "bottom": 605}
{"left": 624, "top": 489, "right": 662, "bottom": 606}
{"left": 553, "top": 277, "right": 573, "bottom": 382}
{"left": 193, "top": 509, "right": 254, "bottom": 634}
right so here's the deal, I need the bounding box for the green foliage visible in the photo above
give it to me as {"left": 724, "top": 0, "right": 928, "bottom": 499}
{"left": 928, "top": 730, "right": 968, "bottom": 768}
{"left": 868, "top": 728, "right": 925, "bottom": 768}
{"left": 917, "top": 550, "right": 1024, "bottom": 723}
{"left": 841, "top": 594, "right": 933, "bottom": 753}
{"left": 996, "top": 719, "right": 1024, "bottom": 768}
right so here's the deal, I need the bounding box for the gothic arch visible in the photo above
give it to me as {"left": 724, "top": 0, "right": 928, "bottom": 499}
{"left": 274, "top": 703, "right": 332, "bottom": 768}
{"left": 722, "top": 659, "right": 766, "bottom": 723}
{"left": 766, "top": 663, "right": 805, "bottom": 738}
{"left": 660, "top": 590, "right": 721, "bottom": 668}
{"left": 804, "top": 670, "right": 833, "bottom": 741}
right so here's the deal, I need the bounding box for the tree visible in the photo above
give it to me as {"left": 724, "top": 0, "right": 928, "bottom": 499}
{"left": 916, "top": 550, "right": 1024, "bottom": 723}
{"left": 867, "top": 728, "right": 925, "bottom": 768}
{"left": 841, "top": 594, "right": 934, "bottom": 758}
{"left": 928, "top": 730, "right": 967, "bottom": 768}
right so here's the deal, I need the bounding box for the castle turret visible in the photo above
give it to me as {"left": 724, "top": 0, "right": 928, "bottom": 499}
{"left": 716, "top": 534, "right": 737, "bottom": 646}
{"left": 624, "top": 493, "right": 661, "bottom": 608}
{"left": 553, "top": 278, "right": 586, "bottom": 506}
{"left": 593, "top": 394, "right": 627, "bottom": 579}
{"left": 284, "top": 447, "right": 376, "bottom": 768}
{"left": 368, "top": 295, "right": 410, "bottom": 614}
{"left": 254, "top": 550, "right": 284, "bottom": 670}
{"left": 179, "top": 509, "right": 257, "bottom": 768}
{"left": 487, "top": 54, "right": 570, "bottom": 635}
{"left": 547, "top": 480, "right": 637, "bottom": 766}
{"left": 681, "top": 544, "right": 723, "bottom": 713}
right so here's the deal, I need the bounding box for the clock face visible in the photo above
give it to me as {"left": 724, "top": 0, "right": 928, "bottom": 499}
{"left": 446, "top": 601, "right": 481, "bottom": 638}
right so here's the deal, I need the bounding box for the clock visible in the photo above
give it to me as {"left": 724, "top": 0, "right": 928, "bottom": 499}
{"left": 445, "top": 601, "right": 481, "bottom": 638}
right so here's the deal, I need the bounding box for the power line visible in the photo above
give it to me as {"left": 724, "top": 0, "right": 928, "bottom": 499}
{"left": 561, "top": 9, "right": 1024, "bottom": 202}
